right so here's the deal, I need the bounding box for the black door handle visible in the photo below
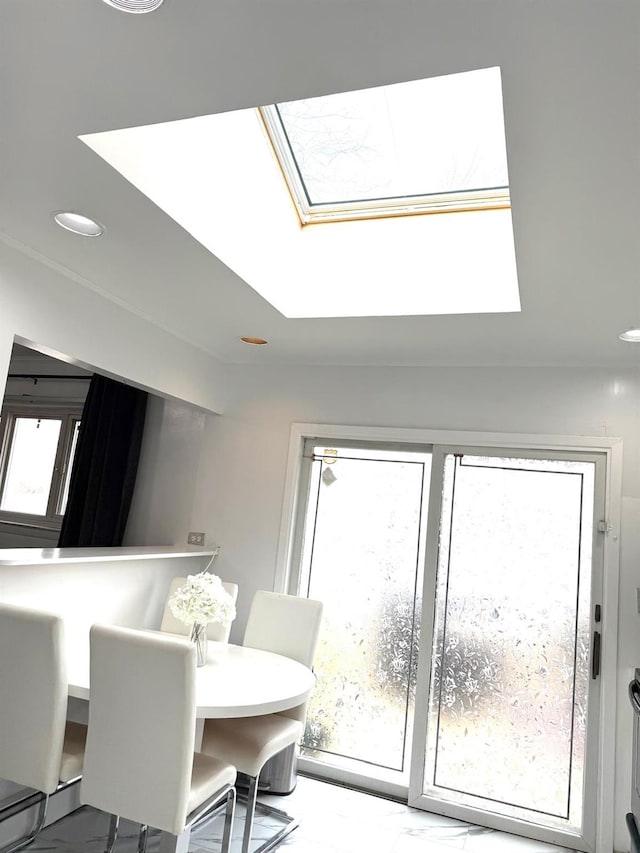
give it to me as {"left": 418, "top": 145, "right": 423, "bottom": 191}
{"left": 630, "top": 680, "right": 640, "bottom": 716}
{"left": 592, "top": 631, "right": 601, "bottom": 679}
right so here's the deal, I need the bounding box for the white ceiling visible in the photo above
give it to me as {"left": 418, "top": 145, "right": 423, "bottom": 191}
{"left": 2, "top": 0, "right": 639, "bottom": 367}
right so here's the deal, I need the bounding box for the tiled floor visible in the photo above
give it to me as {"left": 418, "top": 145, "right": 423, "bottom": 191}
{"left": 32, "top": 775, "right": 576, "bottom": 853}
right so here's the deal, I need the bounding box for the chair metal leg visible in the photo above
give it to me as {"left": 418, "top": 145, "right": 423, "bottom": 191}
{"left": 137, "top": 824, "right": 148, "bottom": 853}
{"left": 220, "top": 788, "right": 235, "bottom": 853}
{"left": 104, "top": 814, "right": 120, "bottom": 853}
{"left": 241, "top": 776, "right": 259, "bottom": 853}
{"left": 1, "top": 795, "right": 49, "bottom": 853}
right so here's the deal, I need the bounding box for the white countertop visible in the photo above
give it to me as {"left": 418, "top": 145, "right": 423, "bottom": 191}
{"left": 0, "top": 546, "right": 216, "bottom": 566}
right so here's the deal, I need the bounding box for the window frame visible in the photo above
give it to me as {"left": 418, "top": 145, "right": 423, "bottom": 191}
{"left": 0, "top": 405, "right": 83, "bottom": 530}
{"left": 259, "top": 105, "right": 511, "bottom": 226}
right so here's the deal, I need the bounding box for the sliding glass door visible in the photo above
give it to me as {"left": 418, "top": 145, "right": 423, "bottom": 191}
{"left": 289, "top": 438, "right": 605, "bottom": 850}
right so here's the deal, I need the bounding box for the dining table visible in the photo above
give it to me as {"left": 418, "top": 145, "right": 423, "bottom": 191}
{"left": 67, "top": 635, "right": 316, "bottom": 853}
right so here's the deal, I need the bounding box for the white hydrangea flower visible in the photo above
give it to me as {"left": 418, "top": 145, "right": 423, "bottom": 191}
{"left": 168, "top": 572, "right": 236, "bottom": 627}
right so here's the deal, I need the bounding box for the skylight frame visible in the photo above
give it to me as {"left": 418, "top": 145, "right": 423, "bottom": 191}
{"left": 259, "top": 102, "right": 511, "bottom": 226}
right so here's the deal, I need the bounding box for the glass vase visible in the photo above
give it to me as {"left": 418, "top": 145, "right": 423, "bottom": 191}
{"left": 190, "top": 622, "right": 208, "bottom": 667}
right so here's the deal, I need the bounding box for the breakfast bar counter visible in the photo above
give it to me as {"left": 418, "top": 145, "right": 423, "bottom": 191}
{"left": 0, "top": 545, "right": 216, "bottom": 565}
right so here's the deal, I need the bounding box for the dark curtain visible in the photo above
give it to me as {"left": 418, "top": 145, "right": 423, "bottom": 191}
{"left": 58, "top": 374, "right": 148, "bottom": 547}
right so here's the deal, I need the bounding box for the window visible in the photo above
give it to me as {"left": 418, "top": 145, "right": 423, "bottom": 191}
{"left": 260, "top": 66, "right": 510, "bottom": 224}
{"left": 0, "top": 408, "right": 82, "bottom": 528}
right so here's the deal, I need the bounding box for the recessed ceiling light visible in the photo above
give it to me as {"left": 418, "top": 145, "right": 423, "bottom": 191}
{"left": 53, "top": 212, "right": 104, "bottom": 237}
{"left": 619, "top": 328, "right": 640, "bottom": 342}
{"left": 101, "top": 0, "right": 164, "bottom": 12}
{"left": 240, "top": 337, "right": 268, "bottom": 345}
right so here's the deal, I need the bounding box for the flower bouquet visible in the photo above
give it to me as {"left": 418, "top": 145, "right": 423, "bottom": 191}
{"left": 168, "top": 571, "right": 236, "bottom": 665}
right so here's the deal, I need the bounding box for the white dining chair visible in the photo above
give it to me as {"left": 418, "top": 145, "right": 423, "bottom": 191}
{"left": 80, "top": 624, "right": 236, "bottom": 853}
{"left": 200, "top": 590, "right": 323, "bottom": 853}
{"left": 160, "top": 577, "right": 239, "bottom": 642}
{"left": 0, "top": 603, "right": 86, "bottom": 853}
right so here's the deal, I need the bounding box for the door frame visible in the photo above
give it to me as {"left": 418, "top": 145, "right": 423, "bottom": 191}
{"left": 275, "top": 423, "right": 621, "bottom": 853}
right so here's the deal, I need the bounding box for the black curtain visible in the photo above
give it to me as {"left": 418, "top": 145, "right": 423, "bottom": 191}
{"left": 58, "top": 374, "right": 148, "bottom": 547}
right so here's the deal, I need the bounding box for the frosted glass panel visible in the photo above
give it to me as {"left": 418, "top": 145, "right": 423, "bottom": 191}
{"left": 1, "top": 418, "right": 61, "bottom": 515}
{"left": 300, "top": 446, "right": 430, "bottom": 781}
{"left": 424, "top": 454, "right": 593, "bottom": 832}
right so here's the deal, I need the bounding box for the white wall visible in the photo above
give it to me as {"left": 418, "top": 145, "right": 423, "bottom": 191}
{"left": 186, "top": 362, "right": 640, "bottom": 852}
{"left": 0, "top": 239, "right": 227, "bottom": 413}
{"left": 125, "top": 394, "right": 210, "bottom": 548}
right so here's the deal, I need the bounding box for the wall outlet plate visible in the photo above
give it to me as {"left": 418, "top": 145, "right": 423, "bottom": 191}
{"left": 188, "top": 531, "right": 205, "bottom": 546}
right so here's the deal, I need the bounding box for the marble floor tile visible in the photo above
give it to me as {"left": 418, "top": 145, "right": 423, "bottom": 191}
{"left": 392, "top": 823, "right": 467, "bottom": 850}
{"left": 288, "top": 812, "right": 401, "bottom": 852}
{"left": 28, "top": 775, "right": 577, "bottom": 853}
{"left": 391, "top": 834, "right": 469, "bottom": 853}
{"left": 374, "top": 807, "right": 470, "bottom": 833}
{"left": 463, "top": 825, "right": 574, "bottom": 853}
{"left": 276, "top": 835, "right": 351, "bottom": 853}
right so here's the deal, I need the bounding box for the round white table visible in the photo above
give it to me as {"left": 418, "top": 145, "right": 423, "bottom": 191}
{"left": 67, "top": 638, "right": 315, "bottom": 718}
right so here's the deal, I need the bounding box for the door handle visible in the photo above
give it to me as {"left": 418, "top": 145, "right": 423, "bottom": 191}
{"left": 629, "top": 680, "right": 640, "bottom": 716}
{"left": 592, "top": 631, "right": 601, "bottom": 679}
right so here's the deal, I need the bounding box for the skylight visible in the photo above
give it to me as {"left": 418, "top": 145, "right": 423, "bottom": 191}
{"left": 80, "top": 66, "right": 520, "bottom": 319}
{"left": 260, "top": 67, "right": 510, "bottom": 224}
